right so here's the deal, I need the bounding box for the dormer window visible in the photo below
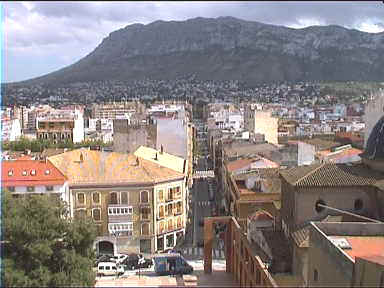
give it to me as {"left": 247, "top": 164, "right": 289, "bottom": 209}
{"left": 30, "top": 169, "right": 36, "bottom": 176}
{"left": 8, "top": 170, "right": 13, "bottom": 176}
{"left": 22, "top": 170, "right": 27, "bottom": 176}
{"left": 45, "top": 169, "right": 50, "bottom": 175}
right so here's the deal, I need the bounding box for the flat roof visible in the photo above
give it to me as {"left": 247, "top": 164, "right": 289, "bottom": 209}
{"left": 331, "top": 236, "right": 384, "bottom": 262}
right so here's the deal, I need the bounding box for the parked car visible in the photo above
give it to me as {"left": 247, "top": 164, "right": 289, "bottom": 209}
{"left": 121, "top": 253, "right": 152, "bottom": 270}
{"left": 97, "top": 262, "right": 124, "bottom": 277}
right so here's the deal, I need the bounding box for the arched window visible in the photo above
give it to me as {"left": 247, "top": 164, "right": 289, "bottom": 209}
{"left": 141, "top": 223, "right": 150, "bottom": 235}
{"left": 140, "top": 190, "right": 149, "bottom": 204}
{"left": 314, "top": 269, "right": 318, "bottom": 282}
{"left": 109, "top": 192, "right": 118, "bottom": 205}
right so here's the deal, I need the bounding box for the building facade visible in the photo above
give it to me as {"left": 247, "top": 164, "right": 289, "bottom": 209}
{"left": 49, "top": 148, "right": 188, "bottom": 254}
{"left": 1, "top": 159, "right": 70, "bottom": 207}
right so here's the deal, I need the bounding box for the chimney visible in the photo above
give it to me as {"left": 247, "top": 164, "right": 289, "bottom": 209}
{"left": 160, "top": 145, "right": 164, "bottom": 154}
{"left": 79, "top": 153, "right": 84, "bottom": 163}
{"left": 155, "top": 153, "right": 158, "bottom": 161}
{"left": 136, "top": 157, "right": 140, "bottom": 166}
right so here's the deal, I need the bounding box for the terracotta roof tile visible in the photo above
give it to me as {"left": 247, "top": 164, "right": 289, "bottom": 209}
{"left": 280, "top": 163, "right": 384, "bottom": 187}
{"left": 48, "top": 149, "right": 184, "bottom": 186}
{"left": 227, "top": 157, "right": 279, "bottom": 173}
{"left": 2, "top": 160, "right": 67, "bottom": 187}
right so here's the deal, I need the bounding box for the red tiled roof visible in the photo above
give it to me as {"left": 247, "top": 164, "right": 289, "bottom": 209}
{"left": 227, "top": 157, "right": 279, "bottom": 172}
{"left": 2, "top": 160, "right": 67, "bottom": 187}
{"left": 342, "top": 236, "right": 384, "bottom": 262}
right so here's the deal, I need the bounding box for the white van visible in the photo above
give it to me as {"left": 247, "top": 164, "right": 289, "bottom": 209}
{"left": 97, "top": 262, "right": 124, "bottom": 277}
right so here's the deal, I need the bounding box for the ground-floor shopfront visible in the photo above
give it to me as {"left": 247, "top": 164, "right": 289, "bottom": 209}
{"left": 94, "top": 229, "right": 185, "bottom": 255}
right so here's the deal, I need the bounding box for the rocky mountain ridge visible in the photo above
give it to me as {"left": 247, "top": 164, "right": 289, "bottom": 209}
{"left": 15, "top": 16, "right": 384, "bottom": 86}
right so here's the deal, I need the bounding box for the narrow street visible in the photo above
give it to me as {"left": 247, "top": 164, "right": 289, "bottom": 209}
{"left": 178, "top": 119, "right": 224, "bottom": 260}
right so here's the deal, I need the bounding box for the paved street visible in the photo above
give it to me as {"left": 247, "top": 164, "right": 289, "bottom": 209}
{"left": 94, "top": 259, "right": 232, "bottom": 287}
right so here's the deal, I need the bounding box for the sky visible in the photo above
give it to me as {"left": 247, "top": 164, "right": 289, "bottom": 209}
{"left": 3, "top": 1, "right": 384, "bottom": 83}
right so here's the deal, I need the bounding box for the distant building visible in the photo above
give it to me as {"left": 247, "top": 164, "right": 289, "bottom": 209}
{"left": 91, "top": 101, "right": 143, "bottom": 119}
{"left": 36, "top": 110, "right": 84, "bottom": 143}
{"left": 113, "top": 116, "right": 157, "bottom": 154}
{"left": 245, "top": 105, "right": 278, "bottom": 144}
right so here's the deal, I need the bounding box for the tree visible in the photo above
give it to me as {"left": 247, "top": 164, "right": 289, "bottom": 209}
{"left": 2, "top": 191, "right": 97, "bottom": 287}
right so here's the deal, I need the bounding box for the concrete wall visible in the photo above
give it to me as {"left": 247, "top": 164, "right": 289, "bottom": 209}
{"left": 353, "top": 256, "right": 384, "bottom": 287}
{"left": 295, "top": 186, "right": 374, "bottom": 229}
{"left": 292, "top": 246, "right": 309, "bottom": 285}
{"left": 307, "top": 224, "right": 353, "bottom": 286}
{"left": 113, "top": 119, "right": 157, "bottom": 154}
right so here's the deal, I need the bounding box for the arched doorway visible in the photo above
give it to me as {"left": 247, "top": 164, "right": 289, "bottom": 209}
{"left": 97, "top": 241, "right": 114, "bottom": 256}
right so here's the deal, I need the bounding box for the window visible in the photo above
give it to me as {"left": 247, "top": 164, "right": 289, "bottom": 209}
{"left": 141, "top": 207, "right": 151, "bottom": 220}
{"left": 92, "top": 192, "right": 100, "bottom": 204}
{"left": 167, "top": 203, "right": 173, "bottom": 216}
{"left": 158, "top": 205, "right": 165, "bottom": 219}
{"left": 77, "top": 193, "right": 85, "bottom": 205}
{"left": 121, "top": 191, "right": 128, "bottom": 204}
{"left": 45, "top": 169, "right": 50, "bottom": 175}
{"left": 314, "top": 269, "right": 318, "bottom": 282}
{"left": 46, "top": 186, "right": 54, "bottom": 192}
{"left": 158, "top": 221, "right": 165, "bottom": 234}
{"left": 108, "top": 206, "right": 133, "bottom": 215}
{"left": 174, "top": 187, "right": 181, "bottom": 199}
{"left": 167, "top": 218, "right": 173, "bottom": 231}
{"left": 141, "top": 223, "right": 150, "bottom": 235}
{"left": 140, "top": 191, "right": 149, "bottom": 203}
{"left": 92, "top": 208, "right": 101, "bottom": 221}
{"left": 354, "top": 199, "right": 363, "bottom": 211}
{"left": 109, "top": 192, "right": 118, "bottom": 204}
{"left": 177, "top": 216, "right": 182, "bottom": 228}
{"left": 27, "top": 186, "right": 35, "bottom": 192}
{"left": 30, "top": 169, "right": 36, "bottom": 176}
{"left": 176, "top": 201, "right": 182, "bottom": 215}
{"left": 158, "top": 189, "right": 164, "bottom": 202}
{"left": 75, "top": 209, "right": 86, "bottom": 219}
{"left": 22, "top": 170, "right": 27, "bottom": 176}
{"left": 8, "top": 170, "right": 13, "bottom": 176}
{"left": 8, "top": 186, "right": 15, "bottom": 192}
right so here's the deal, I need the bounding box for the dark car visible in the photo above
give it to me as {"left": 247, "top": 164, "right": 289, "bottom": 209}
{"left": 121, "top": 253, "right": 152, "bottom": 270}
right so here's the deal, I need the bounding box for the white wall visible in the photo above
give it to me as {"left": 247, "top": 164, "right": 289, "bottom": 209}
{"left": 73, "top": 110, "right": 84, "bottom": 143}
{"left": 10, "top": 119, "right": 22, "bottom": 141}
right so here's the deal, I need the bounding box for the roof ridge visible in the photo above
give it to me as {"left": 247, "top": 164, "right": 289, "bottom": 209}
{"left": 293, "top": 163, "right": 327, "bottom": 186}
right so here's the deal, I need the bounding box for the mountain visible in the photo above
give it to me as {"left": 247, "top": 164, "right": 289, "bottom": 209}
{"left": 16, "top": 16, "right": 384, "bottom": 86}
